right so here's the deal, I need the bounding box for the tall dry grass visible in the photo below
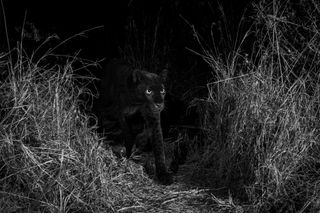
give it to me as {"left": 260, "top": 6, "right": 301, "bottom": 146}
{"left": 0, "top": 31, "right": 152, "bottom": 212}
{"left": 188, "top": 0, "right": 320, "bottom": 212}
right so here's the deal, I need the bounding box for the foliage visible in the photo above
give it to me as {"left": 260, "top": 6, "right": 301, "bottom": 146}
{"left": 188, "top": 0, "right": 320, "bottom": 212}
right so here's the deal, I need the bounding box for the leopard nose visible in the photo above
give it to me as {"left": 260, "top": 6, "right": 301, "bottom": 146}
{"left": 154, "top": 103, "right": 163, "bottom": 110}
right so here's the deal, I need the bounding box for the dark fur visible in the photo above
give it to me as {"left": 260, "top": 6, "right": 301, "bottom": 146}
{"left": 97, "top": 59, "right": 172, "bottom": 185}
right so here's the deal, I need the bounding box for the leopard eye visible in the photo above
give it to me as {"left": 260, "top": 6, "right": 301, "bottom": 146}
{"left": 145, "top": 89, "right": 153, "bottom": 95}
{"left": 160, "top": 88, "right": 166, "bottom": 94}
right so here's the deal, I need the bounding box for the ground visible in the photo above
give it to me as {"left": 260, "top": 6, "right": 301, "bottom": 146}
{"left": 108, "top": 156, "right": 245, "bottom": 213}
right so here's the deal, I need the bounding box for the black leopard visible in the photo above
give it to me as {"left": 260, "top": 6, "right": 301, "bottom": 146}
{"left": 96, "top": 59, "right": 173, "bottom": 185}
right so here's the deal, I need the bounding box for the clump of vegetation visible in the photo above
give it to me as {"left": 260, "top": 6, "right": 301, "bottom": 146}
{"left": 187, "top": 0, "right": 320, "bottom": 212}
{"left": 0, "top": 33, "right": 155, "bottom": 212}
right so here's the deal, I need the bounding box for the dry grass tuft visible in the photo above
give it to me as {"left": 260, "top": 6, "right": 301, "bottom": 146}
{"left": 0, "top": 35, "right": 118, "bottom": 211}
{"left": 185, "top": 0, "right": 320, "bottom": 212}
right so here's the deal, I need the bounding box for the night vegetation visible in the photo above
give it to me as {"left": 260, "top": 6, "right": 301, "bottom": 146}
{"left": 185, "top": 0, "right": 320, "bottom": 212}
{"left": 1, "top": 0, "right": 320, "bottom": 212}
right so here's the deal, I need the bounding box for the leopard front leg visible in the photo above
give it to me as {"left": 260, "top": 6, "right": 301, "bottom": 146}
{"left": 130, "top": 127, "right": 151, "bottom": 157}
{"left": 146, "top": 115, "right": 173, "bottom": 185}
{"left": 119, "top": 116, "right": 135, "bottom": 158}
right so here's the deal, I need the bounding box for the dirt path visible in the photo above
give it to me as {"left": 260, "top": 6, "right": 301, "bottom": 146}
{"left": 112, "top": 161, "right": 245, "bottom": 213}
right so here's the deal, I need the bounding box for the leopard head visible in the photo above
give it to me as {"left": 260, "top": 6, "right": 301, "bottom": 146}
{"left": 131, "top": 68, "right": 168, "bottom": 114}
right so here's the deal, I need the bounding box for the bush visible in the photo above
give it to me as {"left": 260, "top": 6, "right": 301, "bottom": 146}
{"left": 0, "top": 35, "right": 151, "bottom": 212}
{"left": 189, "top": 0, "right": 320, "bottom": 211}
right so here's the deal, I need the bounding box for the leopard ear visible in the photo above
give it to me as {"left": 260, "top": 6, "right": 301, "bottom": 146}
{"left": 159, "top": 68, "right": 168, "bottom": 81}
{"left": 127, "top": 69, "right": 142, "bottom": 88}
{"left": 132, "top": 69, "right": 143, "bottom": 83}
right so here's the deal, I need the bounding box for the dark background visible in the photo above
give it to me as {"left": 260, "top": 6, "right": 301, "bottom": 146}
{"left": 0, "top": 0, "right": 253, "bottom": 135}
{"left": 1, "top": 0, "right": 252, "bottom": 62}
